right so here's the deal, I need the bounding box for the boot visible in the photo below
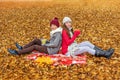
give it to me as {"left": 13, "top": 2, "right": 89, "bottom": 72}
{"left": 8, "top": 49, "right": 19, "bottom": 55}
{"left": 94, "top": 46, "right": 112, "bottom": 52}
{"left": 15, "top": 43, "right": 23, "bottom": 50}
{"left": 95, "top": 48, "right": 114, "bottom": 59}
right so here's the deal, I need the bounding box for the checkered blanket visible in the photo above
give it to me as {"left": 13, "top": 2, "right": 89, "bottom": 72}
{"left": 26, "top": 51, "right": 87, "bottom": 66}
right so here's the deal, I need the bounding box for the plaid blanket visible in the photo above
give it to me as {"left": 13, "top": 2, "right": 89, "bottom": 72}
{"left": 26, "top": 51, "right": 87, "bottom": 66}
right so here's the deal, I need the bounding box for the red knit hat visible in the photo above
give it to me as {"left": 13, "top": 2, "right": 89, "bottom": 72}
{"left": 50, "top": 17, "right": 59, "bottom": 27}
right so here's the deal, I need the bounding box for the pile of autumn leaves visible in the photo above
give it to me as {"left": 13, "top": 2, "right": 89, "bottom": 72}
{"left": 0, "top": 2, "right": 120, "bottom": 80}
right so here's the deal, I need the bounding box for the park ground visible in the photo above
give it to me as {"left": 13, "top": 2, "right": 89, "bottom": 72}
{"left": 0, "top": 0, "right": 120, "bottom": 80}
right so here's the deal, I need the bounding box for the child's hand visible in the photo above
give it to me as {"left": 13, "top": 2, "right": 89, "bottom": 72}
{"left": 74, "top": 30, "right": 80, "bottom": 37}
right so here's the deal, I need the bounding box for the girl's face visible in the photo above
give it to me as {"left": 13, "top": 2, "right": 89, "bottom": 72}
{"left": 65, "top": 21, "right": 72, "bottom": 29}
{"left": 50, "top": 24, "right": 58, "bottom": 30}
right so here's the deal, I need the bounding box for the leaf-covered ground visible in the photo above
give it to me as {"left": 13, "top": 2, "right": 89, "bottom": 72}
{"left": 0, "top": 0, "right": 120, "bottom": 80}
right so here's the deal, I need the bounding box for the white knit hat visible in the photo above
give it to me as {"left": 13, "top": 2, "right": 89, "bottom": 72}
{"left": 62, "top": 17, "right": 72, "bottom": 24}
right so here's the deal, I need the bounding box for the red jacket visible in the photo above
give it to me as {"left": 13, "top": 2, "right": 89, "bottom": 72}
{"left": 62, "top": 29, "right": 80, "bottom": 55}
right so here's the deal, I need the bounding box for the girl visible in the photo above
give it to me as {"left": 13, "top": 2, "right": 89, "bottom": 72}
{"left": 61, "top": 17, "right": 114, "bottom": 59}
{"left": 8, "top": 17, "right": 62, "bottom": 55}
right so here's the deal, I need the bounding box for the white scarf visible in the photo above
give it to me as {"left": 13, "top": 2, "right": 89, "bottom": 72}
{"left": 50, "top": 27, "right": 63, "bottom": 37}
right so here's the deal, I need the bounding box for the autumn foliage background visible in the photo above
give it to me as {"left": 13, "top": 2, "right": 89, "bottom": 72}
{"left": 0, "top": 0, "right": 120, "bottom": 80}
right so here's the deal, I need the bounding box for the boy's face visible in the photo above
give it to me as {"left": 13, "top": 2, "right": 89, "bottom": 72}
{"left": 65, "top": 21, "right": 72, "bottom": 29}
{"left": 51, "top": 24, "right": 58, "bottom": 30}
